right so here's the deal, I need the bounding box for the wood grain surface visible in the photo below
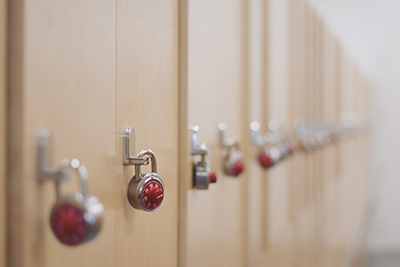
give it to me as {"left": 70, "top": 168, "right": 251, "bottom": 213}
{"left": 186, "top": 1, "right": 249, "bottom": 266}
{"left": 116, "top": 0, "right": 179, "bottom": 266}
{"left": 7, "top": 0, "right": 179, "bottom": 266}
{"left": 0, "top": 0, "right": 6, "bottom": 265}
{"left": 5, "top": 0, "right": 369, "bottom": 266}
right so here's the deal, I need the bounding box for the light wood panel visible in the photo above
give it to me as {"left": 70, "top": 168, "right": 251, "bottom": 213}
{"left": 179, "top": 0, "right": 189, "bottom": 266}
{"left": 266, "top": 0, "right": 291, "bottom": 250}
{"left": 289, "top": 0, "right": 306, "bottom": 266}
{"left": 264, "top": 1, "right": 370, "bottom": 266}
{"left": 5, "top": 0, "right": 370, "bottom": 266}
{"left": 0, "top": 0, "right": 6, "bottom": 265}
{"left": 289, "top": 0, "right": 307, "bottom": 216}
{"left": 186, "top": 1, "right": 248, "bottom": 266}
{"left": 116, "top": 0, "right": 179, "bottom": 266}
{"left": 313, "top": 13, "right": 324, "bottom": 267}
{"left": 247, "top": 0, "right": 268, "bottom": 266}
{"left": 8, "top": 1, "right": 116, "bottom": 266}
{"left": 8, "top": 0, "right": 179, "bottom": 266}
{"left": 322, "top": 21, "right": 339, "bottom": 267}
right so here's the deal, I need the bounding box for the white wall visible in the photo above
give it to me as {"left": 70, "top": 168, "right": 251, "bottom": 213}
{"left": 309, "top": 0, "right": 400, "bottom": 254}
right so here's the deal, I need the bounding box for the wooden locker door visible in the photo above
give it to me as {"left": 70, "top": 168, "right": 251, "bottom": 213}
{"left": 322, "top": 26, "right": 339, "bottom": 267}
{"left": 8, "top": 1, "right": 117, "bottom": 266}
{"left": 185, "top": 1, "right": 248, "bottom": 266}
{"left": 116, "top": 1, "right": 179, "bottom": 266}
{"left": 288, "top": 0, "right": 306, "bottom": 265}
{"left": 247, "top": 0, "right": 268, "bottom": 266}
{"left": 8, "top": 1, "right": 179, "bottom": 266}
{"left": 0, "top": 0, "right": 6, "bottom": 265}
{"left": 264, "top": 0, "right": 292, "bottom": 266}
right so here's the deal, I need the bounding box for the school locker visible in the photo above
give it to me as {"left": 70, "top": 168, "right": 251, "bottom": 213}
{"left": 184, "top": 1, "right": 248, "bottom": 266}
{"left": 7, "top": 0, "right": 179, "bottom": 266}
{"left": 3, "top": 0, "right": 370, "bottom": 266}
{"left": 0, "top": 0, "right": 7, "bottom": 266}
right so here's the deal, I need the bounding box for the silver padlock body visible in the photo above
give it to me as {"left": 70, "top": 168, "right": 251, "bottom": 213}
{"left": 127, "top": 172, "right": 164, "bottom": 212}
{"left": 277, "top": 143, "right": 288, "bottom": 161}
{"left": 193, "top": 161, "right": 210, "bottom": 190}
{"left": 50, "top": 192, "right": 104, "bottom": 245}
{"left": 266, "top": 146, "right": 281, "bottom": 164}
{"left": 224, "top": 151, "right": 244, "bottom": 177}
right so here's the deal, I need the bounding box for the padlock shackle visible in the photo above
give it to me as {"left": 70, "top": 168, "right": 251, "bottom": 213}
{"left": 218, "top": 122, "right": 240, "bottom": 152}
{"left": 37, "top": 130, "right": 70, "bottom": 183}
{"left": 135, "top": 149, "right": 157, "bottom": 182}
{"left": 37, "top": 130, "right": 90, "bottom": 200}
{"left": 53, "top": 158, "right": 90, "bottom": 199}
{"left": 71, "top": 158, "right": 89, "bottom": 197}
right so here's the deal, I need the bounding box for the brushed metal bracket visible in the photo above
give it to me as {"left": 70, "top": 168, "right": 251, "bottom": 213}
{"left": 123, "top": 127, "right": 149, "bottom": 166}
{"left": 37, "top": 130, "right": 69, "bottom": 183}
{"left": 218, "top": 122, "right": 239, "bottom": 149}
{"left": 249, "top": 121, "right": 267, "bottom": 147}
{"left": 189, "top": 125, "right": 210, "bottom": 156}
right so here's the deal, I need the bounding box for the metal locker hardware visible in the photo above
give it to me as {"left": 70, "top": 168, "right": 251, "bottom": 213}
{"left": 37, "top": 130, "right": 104, "bottom": 246}
{"left": 293, "top": 118, "right": 312, "bottom": 151}
{"left": 190, "top": 125, "right": 217, "bottom": 189}
{"left": 218, "top": 123, "right": 245, "bottom": 177}
{"left": 250, "top": 121, "right": 277, "bottom": 169}
{"left": 250, "top": 120, "right": 294, "bottom": 169}
{"left": 294, "top": 118, "right": 334, "bottom": 151}
{"left": 50, "top": 159, "right": 103, "bottom": 246}
{"left": 334, "top": 112, "right": 369, "bottom": 139}
{"left": 249, "top": 121, "right": 267, "bottom": 147}
{"left": 124, "top": 127, "right": 164, "bottom": 212}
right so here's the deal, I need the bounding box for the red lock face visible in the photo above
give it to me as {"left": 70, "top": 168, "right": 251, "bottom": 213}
{"left": 224, "top": 151, "right": 245, "bottom": 177}
{"left": 51, "top": 204, "right": 88, "bottom": 246}
{"left": 140, "top": 179, "right": 164, "bottom": 211}
{"left": 231, "top": 160, "right": 244, "bottom": 176}
{"left": 259, "top": 153, "right": 274, "bottom": 169}
{"left": 127, "top": 173, "right": 165, "bottom": 211}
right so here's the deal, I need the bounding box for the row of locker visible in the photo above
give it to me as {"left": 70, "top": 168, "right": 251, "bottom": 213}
{"left": 1, "top": 0, "right": 369, "bottom": 266}
{"left": 35, "top": 112, "right": 369, "bottom": 246}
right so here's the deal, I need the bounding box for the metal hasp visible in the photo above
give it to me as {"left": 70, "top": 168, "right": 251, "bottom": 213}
{"left": 218, "top": 123, "right": 244, "bottom": 177}
{"left": 190, "top": 125, "right": 217, "bottom": 189}
{"left": 123, "top": 127, "right": 148, "bottom": 166}
{"left": 123, "top": 127, "right": 164, "bottom": 212}
{"left": 37, "top": 130, "right": 70, "bottom": 184}
{"left": 293, "top": 118, "right": 333, "bottom": 151}
{"left": 37, "top": 130, "right": 103, "bottom": 246}
{"left": 292, "top": 113, "right": 369, "bottom": 152}
{"left": 190, "top": 125, "right": 210, "bottom": 156}
{"left": 250, "top": 120, "right": 295, "bottom": 169}
{"left": 249, "top": 121, "right": 267, "bottom": 147}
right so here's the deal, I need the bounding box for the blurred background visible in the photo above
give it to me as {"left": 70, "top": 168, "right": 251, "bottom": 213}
{"left": 310, "top": 0, "right": 400, "bottom": 266}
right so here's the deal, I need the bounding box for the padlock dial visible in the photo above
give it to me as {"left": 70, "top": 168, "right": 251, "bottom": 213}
{"left": 259, "top": 153, "right": 274, "bottom": 169}
{"left": 231, "top": 160, "right": 244, "bottom": 176}
{"left": 127, "top": 173, "right": 164, "bottom": 211}
{"left": 224, "top": 151, "right": 245, "bottom": 177}
{"left": 51, "top": 204, "right": 88, "bottom": 246}
{"left": 140, "top": 180, "right": 164, "bottom": 211}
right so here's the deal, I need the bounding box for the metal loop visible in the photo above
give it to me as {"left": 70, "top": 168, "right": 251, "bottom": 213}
{"left": 135, "top": 149, "right": 157, "bottom": 181}
{"left": 218, "top": 122, "right": 239, "bottom": 152}
{"left": 37, "top": 130, "right": 70, "bottom": 183}
{"left": 55, "top": 158, "right": 89, "bottom": 199}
